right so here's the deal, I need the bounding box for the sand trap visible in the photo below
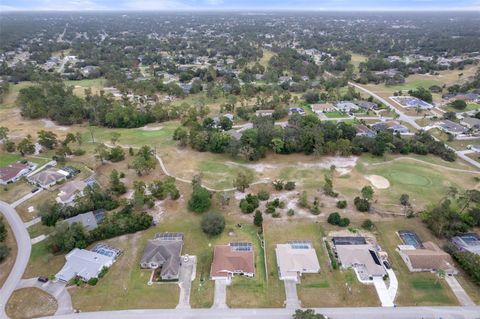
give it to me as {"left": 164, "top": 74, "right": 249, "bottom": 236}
{"left": 365, "top": 175, "right": 390, "bottom": 189}
{"left": 142, "top": 125, "right": 163, "bottom": 131}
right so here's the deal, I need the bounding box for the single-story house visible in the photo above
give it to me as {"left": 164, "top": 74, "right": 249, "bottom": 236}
{"left": 372, "top": 121, "right": 409, "bottom": 134}
{"left": 332, "top": 236, "right": 386, "bottom": 282}
{"left": 468, "top": 144, "right": 480, "bottom": 152}
{"left": 357, "top": 101, "right": 378, "bottom": 110}
{"left": 460, "top": 117, "right": 480, "bottom": 130}
{"left": 451, "top": 233, "right": 480, "bottom": 256}
{"left": 397, "top": 241, "right": 457, "bottom": 275}
{"left": 56, "top": 248, "right": 116, "bottom": 282}
{"left": 452, "top": 93, "right": 479, "bottom": 103}
{"left": 355, "top": 125, "right": 377, "bottom": 138}
{"left": 28, "top": 168, "right": 69, "bottom": 188}
{"left": 311, "top": 103, "right": 335, "bottom": 114}
{"left": 211, "top": 242, "right": 255, "bottom": 282}
{"left": 275, "top": 241, "right": 320, "bottom": 282}
{"left": 436, "top": 120, "right": 468, "bottom": 136}
{"left": 255, "top": 110, "right": 275, "bottom": 117}
{"left": 56, "top": 180, "right": 87, "bottom": 204}
{"left": 335, "top": 101, "right": 359, "bottom": 113}
{"left": 288, "top": 107, "right": 305, "bottom": 116}
{"left": 63, "top": 210, "right": 104, "bottom": 231}
{"left": 0, "top": 162, "right": 32, "bottom": 185}
{"left": 140, "top": 232, "right": 184, "bottom": 280}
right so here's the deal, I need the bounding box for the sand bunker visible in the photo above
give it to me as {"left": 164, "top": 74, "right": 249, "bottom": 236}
{"left": 141, "top": 125, "right": 163, "bottom": 131}
{"left": 365, "top": 175, "right": 390, "bottom": 189}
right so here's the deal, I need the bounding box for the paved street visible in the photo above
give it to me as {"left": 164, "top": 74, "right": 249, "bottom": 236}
{"left": 44, "top": 306, "right": 480, "bottom": 319}
{"left": 0, "top": 201, "right": 32, "bottom": 319}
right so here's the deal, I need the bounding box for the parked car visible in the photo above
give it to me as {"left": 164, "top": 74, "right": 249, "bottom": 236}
{"left": 31, "top": 187, "right": 39, "bottom": 193}
{"left": 37, "top": 276, "right": 48, "bottom": 283}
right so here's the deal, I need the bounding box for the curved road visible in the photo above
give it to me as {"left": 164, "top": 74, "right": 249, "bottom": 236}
{"left": 0, "top": 201, "right": 31, "bottom": 319}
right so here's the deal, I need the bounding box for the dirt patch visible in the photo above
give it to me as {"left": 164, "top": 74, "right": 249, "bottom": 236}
{"left": 300, "top": 156, "right": 358, "bottom": 174}
{"left": 365, "top": 175, "right": 390, "bottom": 189}
{"left": 41, "top": 119, "right": 70, "bottom": 131}
{"left": 6, "top": 288, "right": 58, "bottom": 319}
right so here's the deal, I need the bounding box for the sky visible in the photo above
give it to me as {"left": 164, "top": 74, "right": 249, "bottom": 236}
{"left": 1, "top": 0, "right": 479, "bottom": 11}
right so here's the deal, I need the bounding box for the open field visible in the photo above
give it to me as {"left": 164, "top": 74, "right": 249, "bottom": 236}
{"left": 442, "top": 103, "right": 480, "bottom": 113}
{"left": 429, "top": 128, "right": 480, "bottom": 150}
{"left": 23, "top": 240, "right": 65, "bottom": 279}
{"left": 0, "top": 81, "right": 33, "bottom": 109}
{"left": 65, "top": 78, "right": 107, "bottom": 97}
{"left": 0, "top": 153, "right": 22, "bottom": 166}
{"left": 350, "top": 53, "right": 368, "bottom": 72}
{"left": 6, "top": 288, "right": 57, "bottom": 319}
{"left": 324, "top": 111, "right": 346, "bottom": 118}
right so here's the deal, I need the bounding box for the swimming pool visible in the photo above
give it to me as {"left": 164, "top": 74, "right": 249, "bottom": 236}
{"left": 399, "top": 231, "right": 423, "bottom": 248}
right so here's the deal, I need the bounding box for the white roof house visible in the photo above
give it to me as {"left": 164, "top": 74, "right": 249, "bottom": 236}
{"left": 56, "top": 248, "right": 115, "bottom": 282}
{"left": 275, "top": 241, "right": 320, "bottom": 282}
{"left": 56, "top": 180, "right": 87, "bottom": 204}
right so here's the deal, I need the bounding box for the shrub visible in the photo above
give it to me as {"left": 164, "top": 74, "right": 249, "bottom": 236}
{"left": 98, "top": 267, "right": 108, "bottom": 278}
{"left": 327, "top": 212, "right": 341, "bottom": 225}
{"left": 201, "top": 212, "right": 225, "bottom": 236}
{"left": 451, "top": 250, "right": 480, "bottom": 284}
{"left": 336, "top": 200, "right": 347, "bottom": 209}
{"left": 338, "top": 218, "right": 350, "bottom": 227}
{"left": 72, "top": 148, "right": 86, "bottom": 156}
{"left": 284, "top": 181, "right": 296, "bottom": 190}
{"left": 253, "top": 210, "right": 263, "bottom": 227}
{"left": 272, "top": 212, "right": 281, "bottom": 218}
{"left": 188, "top": 185, "right": 212, "bottom": 213}
{"left": 354, "top": 196, "right": 370, "bottom": 212}
{"left": 266, "top": 206, "right": 276, "bottom": 214}
{"left": 257, "top": 190, "right": 270, "bottom": 201}
{"left": 361, "top": 219, "right": 374, "bottom": 230}
{"left": 0, "top": 243, "right": 10, "bottom": 262}
{"left": 272, "top": 179, "right": 284, "bottom": 191}
{"left": 88, "top": 277, "right": 98, "bottom": 286}
{"left": 239, "top": 194, "right": 260, "bottom": 214}
{"left": 287, "top": 209, "right": 295, "bottom": 216}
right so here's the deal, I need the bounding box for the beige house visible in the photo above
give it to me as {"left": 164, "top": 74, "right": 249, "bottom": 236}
{"left": 56, "top": 180, "right": 87, "bottom": 204}
{"left": 311, "top": 103, "right": 335, "bottom": 114}
{"left": 397, "top": 241, "right": 457, "bottom": 275}
{"left": 275, "top": 241, "right": 320, "bottom": 282}
{"left": 211, "top": 243, "right": 255, "bottom": 282}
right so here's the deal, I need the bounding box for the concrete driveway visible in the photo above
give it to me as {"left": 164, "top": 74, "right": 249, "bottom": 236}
{"left": 176, "top": 255, "right": 197, "bottom": 309}
{"left": 445, "top": 275, "right": 475, "bottom": 306}
{"left": 212, "top": 279, "right": 228, "bottom": 309}
{"left": 16, "top": 278, "right": 73, "bottom": 315}
{"left": 283, "top": 279, "right": 300, "bottom": 309}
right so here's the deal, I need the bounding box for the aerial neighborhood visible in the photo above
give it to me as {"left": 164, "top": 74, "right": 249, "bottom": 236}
{"left": 0, "top": 8, "right": 479, "bottom": 319}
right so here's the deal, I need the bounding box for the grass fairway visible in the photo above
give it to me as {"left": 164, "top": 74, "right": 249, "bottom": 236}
{"left": 356, "top": 156, "right": 478, "bottom": 209}
{"left": 198, "top": 160, "right": 256, "bottom": 190}
{"left": 265, "top": 221, "right": 379, "bottom": 307}
{"left": 375, "top": 219, "right": 458, "bottom": 306}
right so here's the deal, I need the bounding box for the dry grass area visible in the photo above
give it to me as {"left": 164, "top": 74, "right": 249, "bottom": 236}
{"left": 23, "top": 240, "right": 65, "bottom": 279}
{"left": 6, "top": 288, "right": 58, "bottom": 319}
{"left": 0, "top": 221, "right": 17, "bottom": 287}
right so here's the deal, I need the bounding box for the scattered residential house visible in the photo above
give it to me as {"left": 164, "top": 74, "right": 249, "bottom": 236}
{"left": 391, "top": 96, "right": 433, "bottom": 109}
{"left": 0, "top": 162, "right": 34, "bottom": 185}
{"left": 468, "top": 144, "right": 480, "bottom": 152}
{"left": 255, "top": 109, "right": 275, "bottom": 117}
{"left": 56, "top": 180, "right": 87, "bottom": 204}
{"left": 311, "top": 103, "right": 335, "bottom": 114}
{"left": 211, "top": 242, "right": 255, "bottom": 282}
{"left": 288, "top": 107, "right": 305, "bottom": 116}
{"left": 81, "top": 65, "right": 99, "bottom": 77}
{"left": 227, "top": 130, "right": 242, "bottom": 141}
{"left": 278, "top": 76, "right": 292, "bottom": 84}
{"left": 63, "top": 210, "right": 104, "bottom": 231}
{"left": 357, "top": 101, "right": 378, "bottom": 110}
{"left": 355, "top": 125, "right": 377, "bottom": 138}
{"left": 56, "top": 248, "right": 116, "bottom": 282}
{"left": 28, "top": 168, "right": 69, "bottom": 188}
{"left": 452, "top": 93, "right": 479, "bottom": 103}
{"left": 436, "top": 120, "right": 467, "bottom": 136}
{"left": 275, "top": 241, "right": 320, "bottom": 282}
{"left": 335, "top": 101, "right": 359, "bottom": 114}
{"left": 333, "top": 237, "right": 386, "bottom": 282}
{"left": 179, "top": 83, "right": 192, "bottom": 94}
{"left": 140, "top": 232, "right": 184, "bottom": 280}
{"left": 451, "top": 233, "right": 480, "bottom": 256}
{"left": 460, "top": 117, "right": 480, "bottom": 131}
{"left": 372, "top": 121, "right": 409, "bottom": 134}
{"left": 397, "top": 241, "right": 457, "bottom": 275}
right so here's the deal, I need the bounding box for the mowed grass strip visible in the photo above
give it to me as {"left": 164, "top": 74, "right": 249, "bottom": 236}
{"left": 6, "top": 288, "right": 57, "bottom": 319}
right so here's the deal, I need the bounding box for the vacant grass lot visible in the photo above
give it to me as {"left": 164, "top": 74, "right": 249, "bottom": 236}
{"left": 442, "top": 103, "right": 480, "bottom": 113}
{"left": 6, "top": 288, "right": 57, "bottom": 319}
{"left": 264, "top": 221, "right": 380, "bottom": 307}
{"left": 0, "top": 153, "right": 22, "bottom": 166}
{"left": 324, "top": 111, "right": 346, "bottom": 118}
{"left": 374, "top": 219, "right": 458, "bottom": 305}
{"left": 23, "top": 240, "right": 65, "bottom": 279}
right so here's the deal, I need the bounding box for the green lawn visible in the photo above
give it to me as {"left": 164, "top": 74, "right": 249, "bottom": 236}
{"left": 442, "top": 103, "right": 480, "bottom": 113}
{"left": 23, "top": 240, "right": 65, "bottom": 279}
{"left": 198, "top": 160, "right": 256, "bottom": 190}
{"left": 0, "top": 153, "right": 22, "bottom": 166}
{"left": 324, "top": 111, "right": 346, "bottom": 118}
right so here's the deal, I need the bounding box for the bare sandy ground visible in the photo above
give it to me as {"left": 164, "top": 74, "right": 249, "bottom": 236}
{"left": 365, "top": 175, "right": 390, "bottom": 189}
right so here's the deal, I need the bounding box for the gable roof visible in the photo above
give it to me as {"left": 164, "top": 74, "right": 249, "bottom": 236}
{"left": 56, "top": 248, "right": 114, "bottom": 282}
{"left": 63, "top": 211, "right": 99, "bottom": 230}
{"left": 401, "top": 241, "right": 455, "bottom": 271}
{"left": 211, "top": 244, "right": 255, "bottom": 277}
{"left": 0, "top": 163, "right": 28, "bottom": 182}
{"left": 29, "top": 168, "right": 68, "bottom": 187}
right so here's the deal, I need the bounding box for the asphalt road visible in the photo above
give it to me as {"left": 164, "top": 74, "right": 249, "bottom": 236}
{"left": 0, "top": 201, "right": 32, "bottom": 319}
{"left": 44, "top": 306, "right": 480, "bottom": 319}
